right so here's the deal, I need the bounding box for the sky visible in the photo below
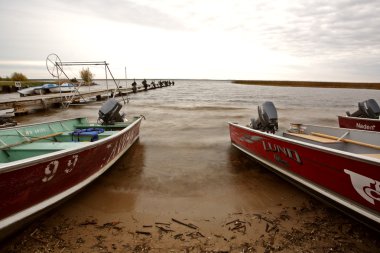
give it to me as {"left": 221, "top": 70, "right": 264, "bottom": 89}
{"left": 0, "top": 0, "right": 379, "bottom": 82}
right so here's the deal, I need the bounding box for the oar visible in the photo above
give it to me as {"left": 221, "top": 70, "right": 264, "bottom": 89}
{"left": 0, "top": 132, "right": 64, "bottom": 150}
{"left": 311, "top": 132, "right": 380, "bottom": 150}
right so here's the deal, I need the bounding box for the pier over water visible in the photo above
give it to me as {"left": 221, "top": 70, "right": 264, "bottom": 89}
{"left": 0, "top": 83, "right": 172, "bottom": 114}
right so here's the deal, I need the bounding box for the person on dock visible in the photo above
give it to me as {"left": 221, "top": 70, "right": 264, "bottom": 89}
{"left": 131, "top": 79, "right": 137, "bottom": 93}
{"left": 142, "top": 79, "right": 148, "bottom": 91}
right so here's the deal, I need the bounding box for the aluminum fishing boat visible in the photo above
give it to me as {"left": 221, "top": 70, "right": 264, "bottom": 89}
{"left": 229, "top": 101, "right": 380, "bottom": 230}
{"left": 0, "top": 99, "right": 142, "bottom": 238}
{"left": 338, "top": 99, "right": 380, "bottom": 132}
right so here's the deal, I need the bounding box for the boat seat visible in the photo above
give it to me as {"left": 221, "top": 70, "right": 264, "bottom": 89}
{"left": 3, "top": 142, "right": 90, "bottom": 162}
{"left": 9, "top": 142, "right": 89, "bottom": 151}
{"left": 284, "top": 132, "right": 340, "bottom": 143}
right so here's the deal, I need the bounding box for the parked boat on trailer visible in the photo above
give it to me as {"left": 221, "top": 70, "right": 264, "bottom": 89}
{"left": 0, "top": 99, "right": 142, "bottom": 239}
{"left": 338, "top": 99, "right": 380, "bottom": 132}
{"left": 49, "top": 83, "right": 76, "bottom": 93}
{"left": 18, "top": 83, "right": 60, "bottom": 97}
{"left": 229, "top": 101, "right": 380, "bottom": 231}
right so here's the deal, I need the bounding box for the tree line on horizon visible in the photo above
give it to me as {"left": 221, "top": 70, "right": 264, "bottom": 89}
{"left": 1, "top": 68, "right": 94, "bottom": 84}
{"left": 0, "top": 72, "right": 28, "bottom": 81}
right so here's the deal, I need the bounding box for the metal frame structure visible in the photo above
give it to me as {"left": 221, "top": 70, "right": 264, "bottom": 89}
{"left": 46, "top": 54, "right": 127, "bottom": 108}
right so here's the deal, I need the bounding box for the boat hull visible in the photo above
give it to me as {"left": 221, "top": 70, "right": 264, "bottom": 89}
{"left": 0, "top": 117, "right": 142, "bottom": 237}
{"left": 17, "top": 87, "right": 40, "bottom": 97}
{"left": 229, "top": 122, "right": 380, "bottom": 229}
{"left": 338, "top": 116, "right": 380, "bottom": 132}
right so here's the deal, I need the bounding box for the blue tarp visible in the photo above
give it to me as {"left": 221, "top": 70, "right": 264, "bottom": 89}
{"left": 70, "top": 128, "right": 105, "bottom": 142}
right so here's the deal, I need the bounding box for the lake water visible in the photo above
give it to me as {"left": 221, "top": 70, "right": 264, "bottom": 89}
{"left": 12, "top": 79, "right": 380, "bottom": 218}
{"left": 3, "top": 80, "right": 380, "bottom": 251}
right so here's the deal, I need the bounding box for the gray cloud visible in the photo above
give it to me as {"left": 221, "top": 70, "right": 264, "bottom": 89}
{"left": 53, "top": 0, "right": 187, "bottom": 30}
{"left": 1, "top": 0, "right": 379, "bottom": 81}
{"left": 259, "top": 0, "right": 380, "bottom": 56}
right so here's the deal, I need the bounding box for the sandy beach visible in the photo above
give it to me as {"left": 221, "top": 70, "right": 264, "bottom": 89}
{"left": 0, "top": 80, "right": 379, "bottom": 252}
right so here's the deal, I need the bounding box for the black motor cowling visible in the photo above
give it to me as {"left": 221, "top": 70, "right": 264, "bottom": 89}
{"left": 250, "top": 101, "right": 278, "bottom": 133}
{"left": 346, "top": 99, "right": 380, "bottom": 119}
{"left": 98, "top": 98, "right": 125, "bottom": 125}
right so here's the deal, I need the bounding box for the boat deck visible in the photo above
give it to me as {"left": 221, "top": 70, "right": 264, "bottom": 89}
{"left": 283, "top": 128, "right": 380, "bottom": 160}
{"left": 0, "top": 130, "right": 118, "bottom": 163}
{"left": 9, "top": 141, "right": 89, "bottom": 150}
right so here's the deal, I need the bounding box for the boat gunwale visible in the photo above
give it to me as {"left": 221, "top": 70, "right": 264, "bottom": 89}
{"left": 228, "top": 122, "right": 380, "bottom": 166}
{"left": 0, "top": 116, "right": 142, "bottom": 173}
{"left": 338, "top": 115, "right": 380, "bottom": 123}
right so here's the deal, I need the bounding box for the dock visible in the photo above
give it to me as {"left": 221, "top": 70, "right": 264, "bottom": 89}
{"left": 0, "top": 84, "right": 169, "bottom": 114}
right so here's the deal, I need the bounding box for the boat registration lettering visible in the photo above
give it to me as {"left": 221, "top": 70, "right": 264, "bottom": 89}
{"left": 41, "top": 155, "right": 80, "bottom": 182}
{"left": 356, "top": 123, "right": 376, "bottom": 131}
{"left": 65, "top": 154, "right": 79, "bottom": 173}
{"left": 345, "top": 169, "right": 379, "bottom": 205}
{"left": 262, "top": 140, "right": 302, "bottom": 164}
{"left": 25, "top": 128, "right": 49, "bottom": 136}
{"left": 103, "top": 131, "right": 133, "bottom": 165}
{"left": 42, "top": 160, "right": 59, "bottom": 182}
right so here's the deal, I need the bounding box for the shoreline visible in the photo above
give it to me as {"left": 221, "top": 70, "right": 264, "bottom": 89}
{"left": 2, "top": 199, "right": 379, "bottom": 252}
{"left": 0, "top": 80, "right": 379, "bottom": 252}
{"left": 233, "top": 80, "right": 380, "bottom": 90}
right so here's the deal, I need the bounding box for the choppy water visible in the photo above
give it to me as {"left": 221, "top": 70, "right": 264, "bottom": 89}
{"left": 125, "top": 80, "right": 380, "bottom": 128}
{"left": 8, "top": 80, "right": 380, "bottom": 233}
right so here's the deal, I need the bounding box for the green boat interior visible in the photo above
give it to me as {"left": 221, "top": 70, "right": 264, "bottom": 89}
{"left": 0, "top": 117, "right": 137, "bottom": 163}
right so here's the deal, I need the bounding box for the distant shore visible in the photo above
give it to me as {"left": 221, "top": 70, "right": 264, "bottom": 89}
{"left": 233, "top": 80, "right": 380, "bottom": 89}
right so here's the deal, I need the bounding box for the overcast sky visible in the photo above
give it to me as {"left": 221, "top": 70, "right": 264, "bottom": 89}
{"left": 0, "top": 0, "right": 379, "bottom": 82}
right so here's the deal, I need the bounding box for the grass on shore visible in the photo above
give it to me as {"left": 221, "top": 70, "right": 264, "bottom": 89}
{"left": 233, "top": 80, "right": 380, "bottom": 90}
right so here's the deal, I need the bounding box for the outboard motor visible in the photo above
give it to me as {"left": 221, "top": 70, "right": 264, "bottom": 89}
{"left": 250, "top": 101, "right": 278, "bottom": 133}
{"left": 98, "top": 98, "right": 125, "bottom": 125}
{"left": 346, "top": 99, "right": 380, "bottom": 119}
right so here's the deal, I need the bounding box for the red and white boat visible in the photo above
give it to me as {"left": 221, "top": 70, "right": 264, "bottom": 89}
{"left": 338, "top": 99, "right": 380, "bottom": 132}
{"left": 229, "top": 102, "right": 380, "bottom": 230}
{"left": 338, "top": 116, "right": 380, "bottom": 132}
{"left": 0, "top": 99, "right": 142, "bottom": 238}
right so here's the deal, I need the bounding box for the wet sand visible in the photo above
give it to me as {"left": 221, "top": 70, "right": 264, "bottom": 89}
{"left": 0, "top": 81, "right": 379, "bottom": 252}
